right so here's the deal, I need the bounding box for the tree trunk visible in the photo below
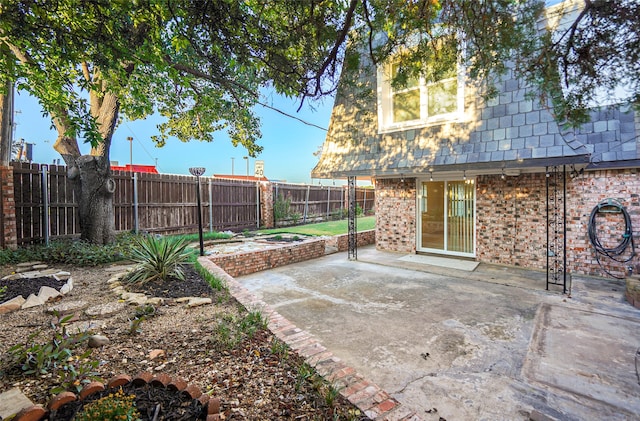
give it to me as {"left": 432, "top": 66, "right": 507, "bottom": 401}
{"left": 71, "top": 155, "right": 116, "bottom": 244}
{"left": 0, "top": 80, "right": 13, "bottom": 165}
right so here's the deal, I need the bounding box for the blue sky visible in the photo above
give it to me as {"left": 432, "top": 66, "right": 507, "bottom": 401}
{"left": 13, "top": 90, "right": 335, "bottom": 184}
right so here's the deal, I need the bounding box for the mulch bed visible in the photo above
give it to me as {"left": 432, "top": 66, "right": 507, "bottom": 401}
{"left": 0, "top": 276, "right": 67, "bottom": 302}
{"left": 126, "top": 265, "right": 215, "bottom": 298}
{"left": 48, "top": 383, "right": 207, "bottom": 420}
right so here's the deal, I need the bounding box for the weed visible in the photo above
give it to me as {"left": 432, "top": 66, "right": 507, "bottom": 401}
{"left": 6, "top": 312, "right": 103, "bottom": 394}
{"left": 0, "top": 285, "right": 6, "bottom": 301}
{"left": 295, "top": 362, "right": 314, "bottom": 391}
{"left": 210, "top": 310, "right": 267, "bottom": 350}
{"left": 324, "top": 384, "right": 341, "bottom": 407}
{"left": 128, "top": 305, "right": 157, "bottom": 335}
{"left": 270, "top": 338, "right": 289, "bottom": 359}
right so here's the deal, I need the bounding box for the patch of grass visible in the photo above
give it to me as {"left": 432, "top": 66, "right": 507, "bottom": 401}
{"left": 257, "top": 215, "right": 375, "bottom": 236}
{"left": 169, "top": 231, "right": 233, "bottom": 243}
{"left": 194, "top": 260, "right": 227, "bottom": 292}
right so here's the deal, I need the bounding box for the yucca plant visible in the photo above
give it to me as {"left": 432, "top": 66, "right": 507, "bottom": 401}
{"left": 125, "top": 236, "right": 192, "bottom": 284}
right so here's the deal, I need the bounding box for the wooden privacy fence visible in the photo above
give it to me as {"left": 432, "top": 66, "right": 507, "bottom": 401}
{"left": 272, "top": 182, "right": 375, "bottom": 226}
{"left": 8, "top": 162, "right": 375, "bottom": 246}
{"left": 11, "top": 163, "right": 258, "bottom": 245}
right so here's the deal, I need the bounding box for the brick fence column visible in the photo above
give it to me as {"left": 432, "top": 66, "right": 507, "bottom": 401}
{"left": 259, "top": 181, "right": 274, "bottom": 229}
{"left": 0, "top": 165, "right": 17, "bottom": 249}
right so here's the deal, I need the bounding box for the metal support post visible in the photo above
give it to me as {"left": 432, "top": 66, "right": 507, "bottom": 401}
{"left": 41, "top": 165, "right": 50, "bottom": 246}
{"left": 133, "top": 172, "right": 139, "bottom": 234}
{"left": 348, "top": 176, "right": 357, "bottom": 260}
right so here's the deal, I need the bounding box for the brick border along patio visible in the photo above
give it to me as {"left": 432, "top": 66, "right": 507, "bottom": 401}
{"left": 199, "top": 230, "right": 425, "bottom": 421}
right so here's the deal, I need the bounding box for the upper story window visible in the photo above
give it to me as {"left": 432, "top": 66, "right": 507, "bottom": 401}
{"left": 377, "top": 43, "right": 464, "bottom": 133}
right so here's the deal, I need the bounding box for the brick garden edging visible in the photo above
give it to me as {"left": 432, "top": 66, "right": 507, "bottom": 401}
{"left": 198, "top": 249, "right": 422, "bottom": 421}
{"left": 12, "top": 372, "right": 222, "bottom": 421}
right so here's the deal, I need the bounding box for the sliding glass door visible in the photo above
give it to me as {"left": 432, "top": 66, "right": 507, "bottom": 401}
{"left": 419, "top": 179, "right": 475, "bottom": 256}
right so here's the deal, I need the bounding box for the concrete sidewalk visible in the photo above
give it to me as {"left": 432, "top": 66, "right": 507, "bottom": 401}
{"left": 234, "top": 245, "right": 640, "bottom": 420}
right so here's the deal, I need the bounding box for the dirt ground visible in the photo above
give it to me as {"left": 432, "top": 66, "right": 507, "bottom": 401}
{"left": 0, "top": 263, "right": 368, "bottom": 420}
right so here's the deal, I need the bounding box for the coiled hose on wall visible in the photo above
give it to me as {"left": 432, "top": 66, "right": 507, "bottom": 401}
{"left": 588, "top": 199, "right": 635, "bottom": 278}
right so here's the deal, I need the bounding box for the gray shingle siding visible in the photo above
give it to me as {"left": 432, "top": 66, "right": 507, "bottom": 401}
{"left": 312, "top": 46, "right": 638, "bottom": 179}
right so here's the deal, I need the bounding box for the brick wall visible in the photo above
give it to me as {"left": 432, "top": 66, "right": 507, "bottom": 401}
{"left": 327, "top": 229, "right": 376, "bottom": 252}
{"left": 374, "top": 178, "right": 416, "bottom": 253}
{"left": 476, "top": 173, "right": 548, "bottom": 269}
{"left": 0, "top": 165, "right": 17, "bottom": 249}
{"left": 207, "top": 238, "right": 326, "bottom": 277}
{"left": 376, "top": 170, "right": 640, "bottom": 278}
{"left": 566, "top": 169, "right": 640, "bottom": 278}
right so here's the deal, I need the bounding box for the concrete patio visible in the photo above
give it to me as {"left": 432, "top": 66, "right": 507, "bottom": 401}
{"left": 234, "top": 245, "right": 640, "bottom": 420}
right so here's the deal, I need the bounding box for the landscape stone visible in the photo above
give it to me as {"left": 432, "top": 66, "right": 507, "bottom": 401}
{"left": 47, "top": 300, "right": 89, "bottom": 315}
{"left": 88, "top": 334, "right": 110, "bottom": 348}
{"left": 121, "top": 291, "right": 149, "bottom": 305}
{"left": 175, "top": 297, "right": 191, "bottom": 303}
{"left": 1, "top": 273, "right": 22, "bottom": 281}
{"left": 54, "top": 271, "right": 71, "bottom": 281}
{"left": 185, "top": 297, "right": 212, "bottom": 308}
{"left": 22, "top": 293, "right": 46, "bottom": 309}
{"left": 111, "top": 286, "right": 125, "bottom": 295}
{"left": 16, "top": 261, "right": 42, "bottom": 268}
{"left": 39, "top": 268, "right": 60, "bottom": 275}
{"left": 32, "top": 264, "right": 49, "bottom": 270}
{"left": 0, "top": 295, "right": 26, "bottom": 314}
{"left": 15, "top": 267, "right": 34, "bottom": 273}
{"left": 19, "top": 271, "right": 43, "bottom": 278}
{"left": 38, "top": 286, "right": 62, "bottom": 302}
{"left": 67, "top": 320, "right": 107, "bottom": 334}
{"left": 0, "top": 387, "right": 34, "bottom": 420}
{"left": 59, "top": 278, "right": 73, "bottom": 294}
{"left": 85, "top": 301, "right": 127, "bottom": 317}
{"left": 146, "top": 297, "right": 165, "bottom": 306}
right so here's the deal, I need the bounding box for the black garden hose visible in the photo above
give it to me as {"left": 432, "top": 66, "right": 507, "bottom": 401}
{"left": 588, "top": 199, "right": 635, "bottom": 278}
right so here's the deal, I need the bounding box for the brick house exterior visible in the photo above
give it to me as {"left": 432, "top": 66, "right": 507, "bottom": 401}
{"left": 312, "top": 6, "right": 640, "bottom": 279}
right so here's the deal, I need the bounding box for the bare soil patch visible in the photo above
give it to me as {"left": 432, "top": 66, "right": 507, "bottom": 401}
{"left": 0, "top": 263, "right": 368, "bottom": 420}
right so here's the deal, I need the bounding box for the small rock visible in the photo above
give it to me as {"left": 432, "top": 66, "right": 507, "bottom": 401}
{"left": 37, "top": 286, "right": 61, "bottom": 302}
{"left": 60, "top": 278, "right": 73, "bottom": 295}
{"left": 85, "top": 302, "right": 127, "bottom": 317}
{"left": 16, "top": 261, "right": 41, "bottom": 268}
{"left": 47, "top": 300, "right": 88, "bottom": 315}
{"left": 21, "top": 294, "right": 46, "bottom": 309}
{"left": 185, "top": 297, "right": 212, "bottom": 308}
{"left": 88, "top": 335, "right": 110, "bottom": 348}
{"left": 149, "top": 349, "right": 165, "bottom": 360}
{"left": 0, "top": 296, "right": 25, "bottom": 314}
{"left": 146, "top": 297, "right": 164, "bottom": 306}
{"left": 54, "top": 271, "right": 71, "bottom": 281}
{"left": 154, "top": 363, "right": 166, "bottom": 371}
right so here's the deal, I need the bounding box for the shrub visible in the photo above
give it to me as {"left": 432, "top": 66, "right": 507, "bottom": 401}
{"left": 0, "top": 233, "right": 137, "bottom": 266}
{"left": 124, "top": 236, "right": 191, "bottom": 285}
{"left": 273, "top": 194, "right": 291, "bottom": 222}
{"left": 75, "top": 389, "right": 141, "bottom": 421}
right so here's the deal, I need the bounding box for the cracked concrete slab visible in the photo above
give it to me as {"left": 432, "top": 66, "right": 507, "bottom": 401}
{"left": 236, "top": 245, "right": 640, "bottom": 420}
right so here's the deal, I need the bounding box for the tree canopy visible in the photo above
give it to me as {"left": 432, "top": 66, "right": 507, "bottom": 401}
{"left": 0, "top": 0, "right": 637, "bottom": 243}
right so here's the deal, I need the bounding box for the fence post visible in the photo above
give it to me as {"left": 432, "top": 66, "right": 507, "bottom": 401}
{"left": 133, "top": 172, "right": 139, "bottom": 234}
{"left": 256, "top": 182, "right": 260, "bottom": 229}
{"left": 41, "top": 165, "right": 50, "bottom": 246}
{"left": 208, "top": 178, "right": 213, "bottom": 233}
{"left": 326, "top": 186, "right": 331, "bottom": 221}
{"left": 303, "top": 185, "right": 310, "bottom": 223}
{"left": 363, "top": 189, "right": 367, "bottom": 214}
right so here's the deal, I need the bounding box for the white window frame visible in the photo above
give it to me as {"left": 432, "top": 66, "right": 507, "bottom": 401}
{"left": 377, "top": 55, "right": 465, "bottom": 134}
